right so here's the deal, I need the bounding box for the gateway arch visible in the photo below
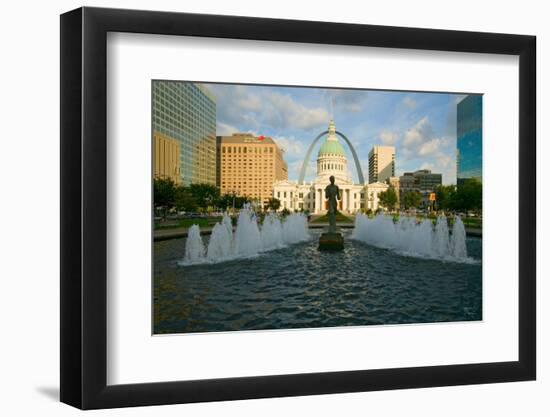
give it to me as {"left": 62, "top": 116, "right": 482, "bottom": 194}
{"left": 298, "top": 130, "right": 365, "bottom": 185}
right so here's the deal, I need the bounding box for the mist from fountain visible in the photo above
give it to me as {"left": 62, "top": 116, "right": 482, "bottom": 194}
{"left": 261, "top": 212, "right": 284, "bottom": 251}
{"left": 181, "top": 207, "right": 310, "bottom": 265}
{"left": 184, "top": 224, "right": 205, "bottom": 264}
{"left": 282, "top": 211, "right": 310, "bottom": 244}
{"left": 451, "top": 216, "right": 468, "bottom": 258}
{"left": 351, "top": 213, "right": 472, "bottom": 262}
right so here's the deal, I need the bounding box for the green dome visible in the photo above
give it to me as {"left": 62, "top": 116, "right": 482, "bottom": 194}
{"left": 318, "top": 137, "right": 345, "bottom": 156}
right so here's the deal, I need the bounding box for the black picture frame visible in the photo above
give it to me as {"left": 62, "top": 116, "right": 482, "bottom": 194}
{"left": 60, "top": 6, "right": 536, "bottom": 410}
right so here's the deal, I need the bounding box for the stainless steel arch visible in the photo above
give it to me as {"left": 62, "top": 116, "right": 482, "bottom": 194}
{"left": 297, "top": 130, "right": 365, "bottom": 185}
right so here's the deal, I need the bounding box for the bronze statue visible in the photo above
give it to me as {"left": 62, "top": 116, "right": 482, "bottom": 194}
{"left": 325, "top": 175, "right": 340, "bottom": 234}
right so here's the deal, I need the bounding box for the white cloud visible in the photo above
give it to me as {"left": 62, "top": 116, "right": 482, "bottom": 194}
{"left": 403, "top": 117, "right": 445, "bottom": 157}
{"left": 402, "top": 96, "right": 417, "bottom": 110}
{"left": 264, "top": 92, "right": 329, "bottom": 130}
{"left": 272, "top": 136, "right": 304, "bottom": 158}
{"left": 400, "top": 117, "right": 457, "bottom": 184}
{"left": 216, "top": 121, "right": 239, "bottom": 136}
{"left": 436, "top": 153, "right": 453, "bottom": 169}
{"left": 379, "top": 129, "right": 398, "bottom": 145}
{"left": 420, "top": 162, "right": 435, "bottom": 171}
{"left": 210, "top": 84, "right": 329, "bottom": 132}
{"left": 418, "top": 138, "right": 442, "bottom": 156}
{"left": 403, "top": 117, "right": 433, "bottom": 147}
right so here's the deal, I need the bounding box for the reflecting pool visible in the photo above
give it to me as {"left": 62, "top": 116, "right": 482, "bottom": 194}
{"left": 154, "top": 229, "right": 482, "bottom": 334}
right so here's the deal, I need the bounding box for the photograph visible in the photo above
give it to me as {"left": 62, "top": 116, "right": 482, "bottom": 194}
{"left": 152, "top": 81, "right": 483, "bottom": 335}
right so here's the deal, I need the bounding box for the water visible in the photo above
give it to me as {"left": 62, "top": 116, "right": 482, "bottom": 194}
{"left": 351, "top": 214, "right": 473, "bottom": 262}
{"left": 154, "top": 229, "right": 482, "bottom": 334}
{"left": 182, "top": 207, "right": 309, "bottom": 265}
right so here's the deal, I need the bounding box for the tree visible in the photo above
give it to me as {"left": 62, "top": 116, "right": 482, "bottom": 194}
{"left": 264, "top": 197, "right": 281, "bottom": 211}
{"left": 379, "top": 187, "right": 398, "bottom": 211}
{"left": 435, "top": 185, "right": 457, "bottom": 211}
{"left": 217, "top": 193, "right": 250, "bottom": 211}
{"left": 174, "top": 186, "right": 197, "bottom": 212}
{"left": 188, "top": 183, "right": 220, "bottom": 211}
{"left": 454, "top": 179, "right": 482, "bottom": 212}
{"left": 153, "top": 178, "right": 176, "bottom": 209}
{"left": 217, "top": 193, "right": 234, "bottom": 211}
{"left": 402, "top": 191, "right": 422, "bottom": 209}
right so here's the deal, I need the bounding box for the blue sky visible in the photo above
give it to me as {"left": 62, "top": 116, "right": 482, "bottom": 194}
{"left": 205, "top": 83, "right": 465, "bottom": 185}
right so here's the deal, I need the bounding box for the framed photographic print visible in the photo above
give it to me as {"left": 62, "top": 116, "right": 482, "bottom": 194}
{"left": 60, "top": 6, "right": 536, "bottom": 409}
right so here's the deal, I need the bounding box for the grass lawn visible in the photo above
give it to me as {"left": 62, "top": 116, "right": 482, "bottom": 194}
{"left": 154, "top": 217, "right": 222, "bottom": 230}
{"left": 310, "top": 211, "right": 353, "bottom": 223}
{"left": 461, "top": 217, "right": 482, "bottom": 229}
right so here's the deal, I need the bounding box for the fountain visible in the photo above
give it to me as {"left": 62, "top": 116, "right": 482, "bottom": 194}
{"left": 261, "top": 212, "right": 284, "bottom": 251}
{"left": 450, "top": 216, "right": 468, "bottom": 258}
{"left": 234, "top": 207, "right": 262, "bottom": 257}
{"left": 184, "top": 224, "right": 205, "bottom": 264}
{"left": 351, "top": 213, "right": 471, "bottom": 262}
{"left": 205, "top": 222, "right": 233, "bottom": 262}
{"left": 181, "top": 206, "right": 310, "bottom": 265}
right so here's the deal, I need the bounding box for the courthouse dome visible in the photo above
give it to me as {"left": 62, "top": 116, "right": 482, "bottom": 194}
{"left": 318, "top": 120, "right": 345, "bottom": 157}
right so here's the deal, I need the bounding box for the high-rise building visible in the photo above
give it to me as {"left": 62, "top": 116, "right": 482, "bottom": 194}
{"left": 399, "top": 169, "right": 442, "bottom": 192}
{"left": 412, "top": 169, "right": 442, "bottom": 192}
{"left": 153, "top": 132, "right": 181, "bottom": 184}
{"left": 368, "top": 145, "right": 395, "bottom": 183}
{"left": 457, "top": 95, "right": 482, "bottom": 186}
{"left": 217, "top": 133, "right": 288, "bottom": 205}
{"left": 152, "top": 81, "right": 216, "bottom": 185}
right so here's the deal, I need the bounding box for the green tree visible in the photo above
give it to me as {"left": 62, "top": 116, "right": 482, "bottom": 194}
{"left": 264, "top": 197, "right": 281, "bottom": 211}
{"left": 402, "top": 191, "right": 422, "bottom": 209}
{"left": 379, "top": 187, "right": 398, "bottom": 211}
{"left": 435, "top": 185, "right": 457, "bottom": 210}
{"left": 188, "top": 183, "right": 220, "bottom": 211}
{"left": 174, "top": 186, "right": 197, "bottom": 212}
{"left": 217, "top": 193, "right": 234, "bottom": 211}
{"left": 217, "top": 193, "right": 250, "bottom": 211}
{"left": 453, "top": 179, "right": 482, "bottom": 212}
{"left": 153, "top": 178, "right": 176, "bottom": 209}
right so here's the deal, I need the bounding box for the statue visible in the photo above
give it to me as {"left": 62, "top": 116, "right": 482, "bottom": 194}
{"left": 318, "top": 175, "right": 344, "bottom": 250}
{"left": 325, "top": 175, "right": 340, "bottom": 234}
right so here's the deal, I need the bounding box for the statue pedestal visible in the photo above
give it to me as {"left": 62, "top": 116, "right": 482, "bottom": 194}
{"left": 318, "top": 232, "right": 344, "bottom": 251}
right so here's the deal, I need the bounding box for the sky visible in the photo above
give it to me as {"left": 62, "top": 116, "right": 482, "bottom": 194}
{"left": 204, "top": 82, "right": 466, "bottom": 185}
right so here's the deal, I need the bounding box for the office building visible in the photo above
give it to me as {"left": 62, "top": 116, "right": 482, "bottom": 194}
{"left": 217, "top": 133, "right": 288, "bottom": 205}
{"left": 457, "top": 95, "right": 482, "bottom": 186}
{"left": 152, "top": 81, "right": 216, "bottom": 185}
{"left": 412, "top": 169, "right": 442, "bottom": 191}
{"left": 368, "top": 145, "right": 395, "bottom": 183}
{"left": 153, "top": 132, "right": 181, "bottom": 184}
{"left": 399, "top": 169, "right": 442, "bottom": 192}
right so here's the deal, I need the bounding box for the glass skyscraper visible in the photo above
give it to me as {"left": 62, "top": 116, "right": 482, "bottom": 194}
{"left": 152, "top": 81, "right": 217, "bottom": 185}
{"left": 456, "top": 95, "right": 482, "bottom": 186}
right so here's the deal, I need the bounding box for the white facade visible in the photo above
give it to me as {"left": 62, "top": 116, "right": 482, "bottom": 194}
{"left": 273, "top": 121, "right": 389, "bottom": 214}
